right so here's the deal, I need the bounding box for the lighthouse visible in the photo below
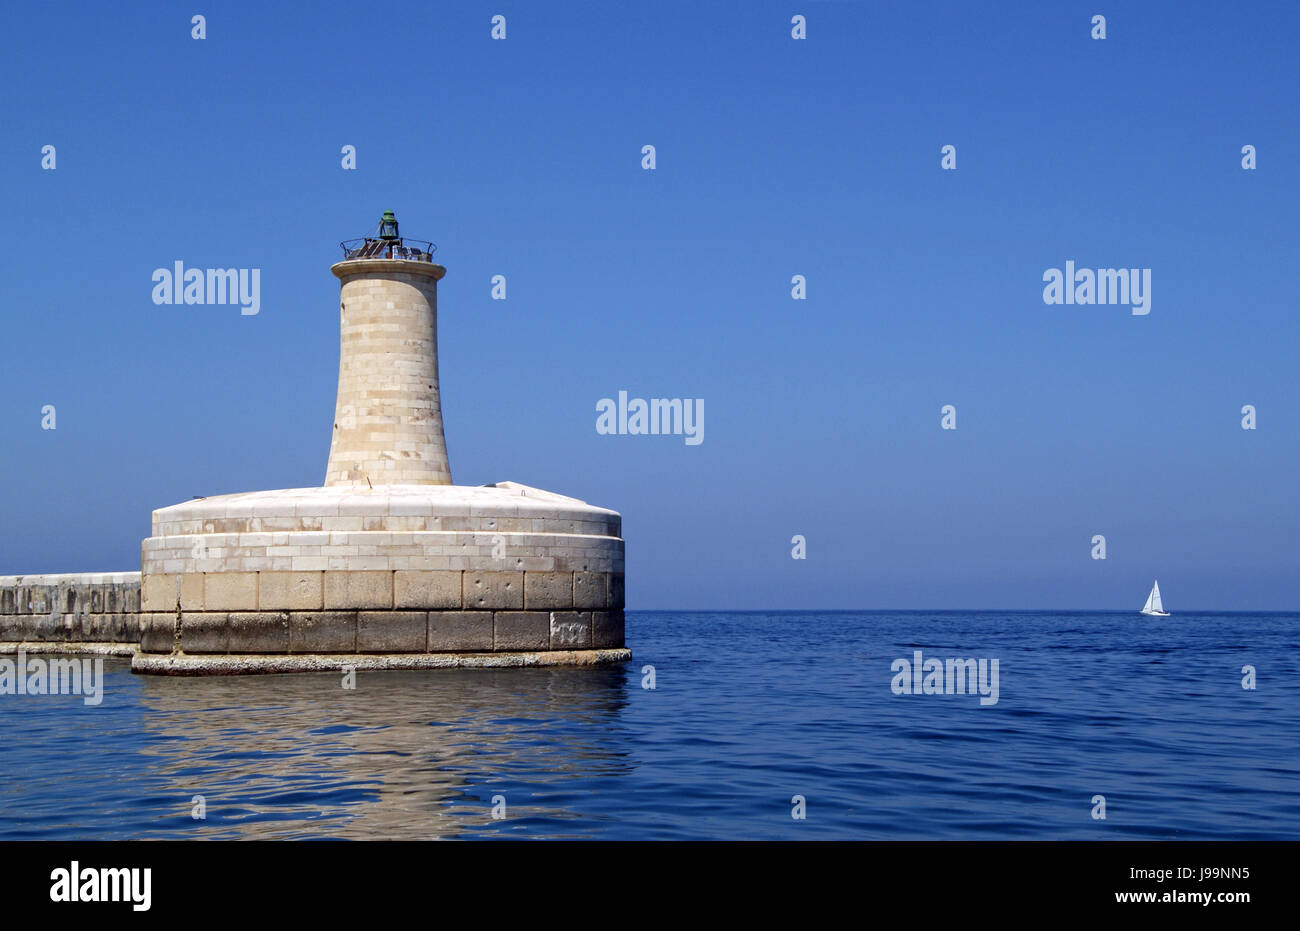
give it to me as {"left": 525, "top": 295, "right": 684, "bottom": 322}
{"left": 133, "top": 212, "right": 628, "bottom": 674}
{"left": 326, "top": 213, "right": 452, "bottom": 486}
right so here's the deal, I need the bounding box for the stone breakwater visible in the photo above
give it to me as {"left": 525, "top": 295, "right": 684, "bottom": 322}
{"left": 0, "top": 572, "right": 142, "bottom": 652}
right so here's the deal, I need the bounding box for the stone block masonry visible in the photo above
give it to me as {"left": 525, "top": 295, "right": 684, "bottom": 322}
{"left": 325, "top": 261, "right": 452, "bottom": 487}
{"left": 139, "top": 569, "right": 618, "bottom": 614}
{"left": 0, "top": 573, "right": 142, "bottom": 651}
{"left": 136, "top": 609, "right": 624, "bottom": 655}
{"left": 131, "top": 481, "right": 626, "bottom": 659}
{"left": 0, "top": 571, "right": 625, "bottom": 657}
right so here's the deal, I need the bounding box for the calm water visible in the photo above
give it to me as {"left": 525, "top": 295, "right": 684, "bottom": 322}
{"left": 2, "top": 611, "right": 1297, "bottom": 840}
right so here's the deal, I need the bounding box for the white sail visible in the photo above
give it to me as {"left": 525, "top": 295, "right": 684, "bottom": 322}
{"left": 1141, "top": 580, "right": 1166, "bottom": 615}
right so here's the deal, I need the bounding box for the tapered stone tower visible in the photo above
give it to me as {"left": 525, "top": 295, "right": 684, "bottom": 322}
{"left": 133, "top": 212, "right": 628, "bottom": 675}
{"left": 326, "top": 215, "right": 452, "bottom": 485}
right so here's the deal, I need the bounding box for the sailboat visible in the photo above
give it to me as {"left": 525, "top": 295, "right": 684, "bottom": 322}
{"left": 1140, "top": 579, "right": 1170, "bottom": 616}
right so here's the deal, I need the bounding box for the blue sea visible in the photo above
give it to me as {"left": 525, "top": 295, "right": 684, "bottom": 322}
{"left": 1, "top": 611, "right": 1297, "bottom": 840}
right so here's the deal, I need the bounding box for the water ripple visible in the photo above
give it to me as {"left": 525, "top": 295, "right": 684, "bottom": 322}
{"left": 1, "top": 611, "right": 1298, "bottom": 838}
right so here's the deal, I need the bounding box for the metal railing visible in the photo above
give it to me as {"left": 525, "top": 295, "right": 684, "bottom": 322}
{"left": 339, "top": 237, "right": 437, "bottom": 262}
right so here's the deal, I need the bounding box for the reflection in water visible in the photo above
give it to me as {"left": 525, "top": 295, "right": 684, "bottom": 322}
{"left": 5, "top": 612, "right": 1300, "bottom": 839}
{"left": 134, "top": 666, "right": 632, "bottom": 839}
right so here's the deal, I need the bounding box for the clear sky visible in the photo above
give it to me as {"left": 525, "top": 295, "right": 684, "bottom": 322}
{"left": 1, "top": 1, "right": 1296, "bottom": 609}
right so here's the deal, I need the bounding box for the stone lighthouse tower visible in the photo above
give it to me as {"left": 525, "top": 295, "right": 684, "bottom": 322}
{"left": 133, "top": 212, "right": 627, "bottom": 674}
{"left": 326, "top": 211, "right": 452, "bottom": 486}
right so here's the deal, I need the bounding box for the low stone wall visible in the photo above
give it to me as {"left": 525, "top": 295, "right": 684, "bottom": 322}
{"left": 0, "top": 572, "right": 142, "bottom": 645}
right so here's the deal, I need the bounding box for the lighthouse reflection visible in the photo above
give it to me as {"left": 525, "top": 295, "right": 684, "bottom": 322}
{"left": 135, "top": 666, "right": 632, "bottom": 839}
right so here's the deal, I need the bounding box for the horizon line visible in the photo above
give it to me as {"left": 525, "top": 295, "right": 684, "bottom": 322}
{"left": 626, "top": 607, "right": 1299, "bottom": 615}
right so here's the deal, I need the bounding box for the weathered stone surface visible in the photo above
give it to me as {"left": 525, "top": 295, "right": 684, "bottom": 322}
{"left": 204, "top": 572, "right": 259, "bottom": 611}
{"left": 427, "top": 611, "right": 493, "bottom": 652}
{"left": 59, "top": 584, "right": 110, "bottom": 615}
{"left": 142, "top": 575, "right": 170, "bottom": 612}
{"left": 140, "top": 613, "right": 176, "bottom": 653}
{"left": 88, "top": 613, "right": 124, "bottom": 642}
{"left": 89, "top": 613, "right": 112, "bottom": 642}
{"left": 180, "top": 574, "right": 204, "bottom": 610}
{"left": 610, "top": 572, "right": 625, "bottom": 610}
{"left": 181, "top": 613, "right": 229, "bottom": 654}
{"left": 550, "top": 611, "right": 592, "bottom": 649}
{"left": 574, "top": 571, "right": 612, "bottom": 610}
{"left": 464, "top": 571, "right": 523, "bottom": 610}
{"left": 89, "top": 614, "right": 106, "bottom": 641}
{"left": 289, "top": 611, "right": 357, "bottom": 653}
{"left": 324, "top": 571, "right": 393, "bottom": 609}
{"left": 228, "top": 612, "right": 291, "bottom": 653}
{"left": 493, "top": 611, "right": 549, "bottom": 651}
{"left": 525, "top": 571, "right": 573, "bottom": 610}
{"left": 134, "top": 647, "right": 633, "bottom": 676}
{"left": 5, "top": 615, "right": 39, "bottom": 639}
{"left": 31, "top": 588, "right": 52, "bottom": 615}
{"left": 394, "top": 570, "right": 462, "bottom": 609}
{"left": 259, "top": 571, "right": 324, "bottom": 610}
{"left": 357, "top": 611, "right": 426, "bottom": 652}
{"left": 141, "top": 573, "right": 203, "bottom": 612}
{"left": 36, "top": 615, "right": 59, "bottom": 639}
{"left": 592, "top": 610, "right": 625, "bottom": 648}
{"left": 109, "top": 613, "right": 141, "bottom": 642}
{"left": 57, "top": 614, "right": 80, "bottom": 640}
{"left": 77, "top": 612, "right": 101, "bottom": 640}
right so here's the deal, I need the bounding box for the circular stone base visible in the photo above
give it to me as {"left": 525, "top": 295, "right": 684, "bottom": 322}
{"left": 139, "top": 482, "right": 626, "bottom": 656}
{"left": 131, "top": 647, "right": 632, "bottom": 676}
{"left": 138, "top": 608, "right": 623, "bottom": 655}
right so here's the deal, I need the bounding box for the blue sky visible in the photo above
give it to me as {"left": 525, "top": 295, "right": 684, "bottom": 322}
{"left": 1, "top": 1, "right": 1296, "bottom": 609}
